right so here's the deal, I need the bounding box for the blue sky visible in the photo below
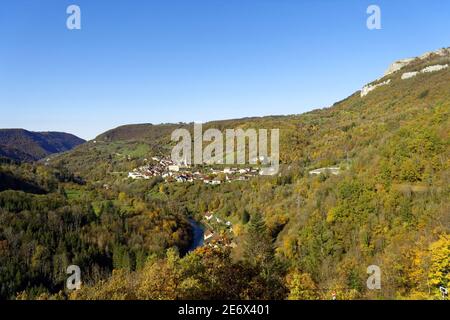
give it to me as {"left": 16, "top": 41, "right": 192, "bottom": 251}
{"left": 1, "top": 0, "right": 449, "bottom": 139}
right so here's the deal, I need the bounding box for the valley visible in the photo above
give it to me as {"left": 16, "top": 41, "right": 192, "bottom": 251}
{"left": 0, "top": 47, "right": 449, "bottom": 300}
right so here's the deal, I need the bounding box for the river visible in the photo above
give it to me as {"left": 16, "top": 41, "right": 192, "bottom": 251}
{"left": 187, "top": 218, "right": 204, "bottom": 252}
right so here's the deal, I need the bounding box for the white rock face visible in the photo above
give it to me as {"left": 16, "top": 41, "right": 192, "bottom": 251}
{"left": 385, "top": 58, "right": 415, "bottom": 76}
{"left": 401, "top": 72, "right": 419, "bottom": 80}
{"left": 361, "top": 79, "right": 391, "bottom": 97}
{"left": 434, "top": 48, "right": 450, "bottom": 57}
{"left": 419, "top": 48, "right": 450, "bottom": 60}
{"left": 384, "top": 47, "right": 450, "bottom": 76}
{"left": 421, "top": 64, "right": 448, "bottom": 73}
{"left": 419, "top": 52, "right": 435, "bottom": 60}
{"left": 401, "top": 64, "right": 448, "bottom": 80}
{"left": 361, "top": 47, "right": 449, "bottom": 98}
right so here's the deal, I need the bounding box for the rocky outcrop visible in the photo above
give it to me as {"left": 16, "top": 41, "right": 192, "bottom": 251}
{"left": 401, "top": 72, "right": 419, "bottom": 80}
{"left": 385, "top": 58, "right": 415, "bottom": 76}
{"left": 422, "top": 64, "right": 448, "bottom": 73}
{"left": 401, "top": 64, "right": 448, "bottom": 80}
{"left": 361, "top": 79, "right": 391, "bottom": 97}
{"left": 419, "top": 48, "right": 450, "bottom": 60}
{"left": 384, "top": 47, "right": 450, "bottom": 76}
{"left": 361, "top": 47, "right": 449, "bottom": 97}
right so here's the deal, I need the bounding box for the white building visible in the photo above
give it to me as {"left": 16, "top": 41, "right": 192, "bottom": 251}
{"left": 204, "top": 212, "right": 214, "bottom": 220}
{"left": 204, "top": 231, "right": 214, "bottom": 241}
{"left": 309, "top": 167, "right": 341, "bottom": 176}
{"left": 128, "top": 172, "right": 150, "bottom": 180}
{"left": 259, "top": 167, "right": 278, "bottom": 176}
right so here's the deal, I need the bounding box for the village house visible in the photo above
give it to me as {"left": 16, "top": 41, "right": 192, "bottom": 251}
{"left": 259, "top": 166, "right": 278, "bottom": 176}
{"left": 128, "top": 171, "right": 150, "bottom": 179}
{"left": 168, "top": 165, "right": 180, "bottom": 172}
{"left": 205, "top": 232, "right": 221, "bottom": 245}
{"left": 204, "top": 212, "right": 214, "bottom": 220}
{"left": 204, "top": 230, "right": 214, "bottom": 241}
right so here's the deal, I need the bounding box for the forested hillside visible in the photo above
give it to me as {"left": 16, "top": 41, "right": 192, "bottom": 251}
{"left": 0, "top": 163, "right": 191, "bottom": 299}
{"left": 0, "top": 129, "right": 85, "bottom": 162}
{"left": 0, "top": 48, "right": 448, "bottom": 300}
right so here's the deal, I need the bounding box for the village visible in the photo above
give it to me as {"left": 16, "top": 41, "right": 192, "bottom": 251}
{"left": 127, "top": 155, "right": 347, "bottom": 185}
{"left": 127, "top": 156, "right": 267, "bottom": 184}
{"left": 201, "top": 211, "right": 236, "bottom": 249}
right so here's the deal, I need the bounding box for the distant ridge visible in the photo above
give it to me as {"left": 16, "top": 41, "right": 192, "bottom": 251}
{"left": 0, "top": 129, "right": 85, "bottom": 162}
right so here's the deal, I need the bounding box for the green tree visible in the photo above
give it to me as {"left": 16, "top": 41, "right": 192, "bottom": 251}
{"left": 243, "top": 213, "right": 273, "bottom": 266}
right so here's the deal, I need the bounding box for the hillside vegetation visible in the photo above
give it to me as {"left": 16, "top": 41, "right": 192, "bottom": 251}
{"left": 0, "top": 48, "right": 448, "bottom": 300}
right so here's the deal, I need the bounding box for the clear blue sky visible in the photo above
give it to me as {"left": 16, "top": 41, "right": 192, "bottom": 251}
{"left": 1, "top": 0, "right": 449, "bottom": 139}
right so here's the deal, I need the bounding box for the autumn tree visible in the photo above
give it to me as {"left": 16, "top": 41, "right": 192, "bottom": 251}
{"left": 286, "top": 270, "right": 319, "bottom": 300}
